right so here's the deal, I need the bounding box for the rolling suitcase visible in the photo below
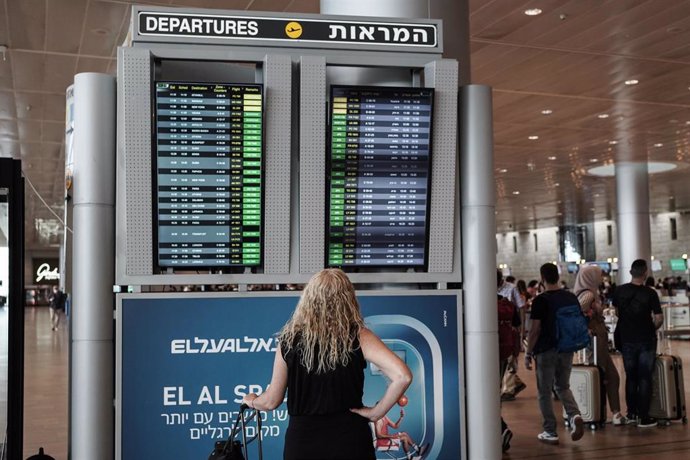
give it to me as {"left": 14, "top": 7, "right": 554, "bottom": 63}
{"left": 564, "top": 336, "right": 607, "bottom": 430}
{"left": 208, "top": 403, "right": 263, "bottom": 460}
{"left": 649, "top": 332, "right": 688, "bottom": 425}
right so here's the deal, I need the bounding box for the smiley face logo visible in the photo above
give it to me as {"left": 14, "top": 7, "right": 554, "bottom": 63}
{"left": 285, "top": 21, "right": 303, "bottom": 39}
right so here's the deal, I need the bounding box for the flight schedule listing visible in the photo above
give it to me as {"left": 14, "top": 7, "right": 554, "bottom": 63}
{"left": 155, "top": 82, "right": 263, "bottom": 267}
{"left": 327, "top": 86, "right": 434, "bottom": 267}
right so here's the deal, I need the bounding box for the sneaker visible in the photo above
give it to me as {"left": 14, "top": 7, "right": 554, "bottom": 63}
{"left": 571, "top": 415, "right": 584, "bottom": 441}
{"left": 537, "top": 431, "right": 559, "bottom": 444}
{"left": 638, "top": 417, "right": 658, "bottom": 428}
{"left": 502, "top": 429, "right": 513, "bottom": 452}
{"left": 626, "top": 414, "right": 639, "bottom": 425}
{"left": 514, "top": 381, "right": 527, "bottom": 397}
{"left": 612, "top": 413, "right": 628, "bottom": 426}
{"left": 417, "top": 443, "right": 429, "bottom": 457}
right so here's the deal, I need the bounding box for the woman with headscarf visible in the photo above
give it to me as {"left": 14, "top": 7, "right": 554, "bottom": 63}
{"left": 574, "top": 265, "right": 627, "bottom": 425}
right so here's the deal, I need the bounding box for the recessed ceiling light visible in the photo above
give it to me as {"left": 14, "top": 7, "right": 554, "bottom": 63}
{"left": 654, "top": 143, "right": 663, "bottom": 147}
{"left": 541, "top": 109, "right": 553, "bottom": 115}
{"left": 512, "top": 191, "right": 520, "bottom": 195}
{"left": 548, "top": 156, "right": 557, "bottom": 160}
{"left": 597, "top": 113, "right": 609, "bottom": 119}
{"left": 499, "top": 168, "right": 508, "bottom": 173}
{"left": 609, "top": 140, "right": 618, "bottom": 145}
{"left": 554, "top": 183, "right": 560, "bottom": 187}
{"left": 589, "top": 158, "right": 599, "bottom": 163}
{"left": 524, "top": 8, "right": 543, "bottom": 16}
{"left": 588, "top": 161, "right": 680, "bottom": 177}
{"left": 528, "top": 135, "right": 539, "bottom": 140}
{"left": 625, "top": 79, "right": 639, "bottom": 85}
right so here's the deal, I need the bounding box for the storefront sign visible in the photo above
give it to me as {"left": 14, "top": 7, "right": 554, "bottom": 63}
{"left": 33, "top": 258, "right": 60, "bottom": 284}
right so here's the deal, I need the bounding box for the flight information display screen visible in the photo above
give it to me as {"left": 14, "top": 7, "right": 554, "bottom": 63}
{"left": 326, "top": 86, "right": 434, "bottom": 268}
{"left": 154, "top": 82, "right": 263, "bottom": 268}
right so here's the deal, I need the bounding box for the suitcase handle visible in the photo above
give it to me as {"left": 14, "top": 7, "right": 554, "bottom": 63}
{"left": 578, "top": 335, "right": 597, "bottom": 366}
{"left": 216, "top": 404, "right": 263, "bottom": 460}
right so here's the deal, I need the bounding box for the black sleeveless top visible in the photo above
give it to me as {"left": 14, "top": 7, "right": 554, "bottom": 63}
{"left": 282, "top": 335, "right": 366, "bottom": 416}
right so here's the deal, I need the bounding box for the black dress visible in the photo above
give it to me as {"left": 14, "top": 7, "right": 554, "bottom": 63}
{"left": 282, "top": 336, "right": 375, "bottom": 460}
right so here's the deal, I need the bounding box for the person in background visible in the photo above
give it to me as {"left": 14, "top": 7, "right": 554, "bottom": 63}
{"left": 498, "top": 270, "right": 527, "bottom": 401}
{"left": 242, "top": 269, "right": 414, "bottom": 460}
{"left": 506, "top": 275, "right": 517, "bottom": 284}
{"left": 516, "top": 280, "right": 531, "bottom": 345}
{"left": 573, "top": 265, "right": 626, "bottom": 425}
{"left": 524, "top": 263, "right": 584, "bottom": 445}
{"left": 498, "top": 273, "right": 521, "bottom": 452}
{"left": 613, "top": 259, "right": 664, "bottom": 428}
{"left": 48, "top": 285, "right": 66, "bottom": 331}
{"left": 526, "top": 280, "right": 540, "bottom": 300}
{"left": 560, "top": 281, "right": 569, "bottom": 291}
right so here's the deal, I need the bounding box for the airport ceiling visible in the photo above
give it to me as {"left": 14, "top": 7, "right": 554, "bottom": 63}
{"left": 1, "top": 0, "right": 689, "bottom": 249}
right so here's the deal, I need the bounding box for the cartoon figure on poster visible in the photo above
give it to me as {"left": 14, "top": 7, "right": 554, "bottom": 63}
{"left": 374, "top": 394, "right": 429, "bottom": 459}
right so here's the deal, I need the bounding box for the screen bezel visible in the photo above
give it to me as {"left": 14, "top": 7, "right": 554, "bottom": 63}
{"left": 151, "top": 80, "right": 265, "bottom": 271}
{"left": 324, "top": 84, "right": 435, "bottom": 271}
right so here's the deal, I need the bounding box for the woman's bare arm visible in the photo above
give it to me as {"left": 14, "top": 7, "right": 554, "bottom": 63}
{"left": 242, "top": 344, "right": 288, "bottom": 411}
{"left": 350, "top": 328, "right": 412, "bottom": 422}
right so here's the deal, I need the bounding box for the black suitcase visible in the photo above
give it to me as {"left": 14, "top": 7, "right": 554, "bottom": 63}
{"left": 208, "top": 403, "right": 263, "bottom": 460}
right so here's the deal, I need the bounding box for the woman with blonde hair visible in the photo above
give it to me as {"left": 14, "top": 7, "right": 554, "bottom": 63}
{"left": 573, "top": 265, "right": 626, "bottom": 425}
{"left": 242, "top": 268, "right": 413, "bottom": 460}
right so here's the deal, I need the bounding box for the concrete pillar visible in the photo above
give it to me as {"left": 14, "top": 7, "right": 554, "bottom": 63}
{"left": 71, "top": 73, "right": 116, "bottom": 460}
{"left": 461, "top": 85, "right": 500, "bottom": 460}
{"left": 615, "top": 162, "right": 652, "bottom": 284}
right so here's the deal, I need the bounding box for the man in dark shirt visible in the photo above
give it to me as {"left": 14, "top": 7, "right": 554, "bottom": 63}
{"left": 613, "top": 259, "right": 663, "bottom": 428}
{"left": 524, "top": 263, "right": 584, "bottom": 445}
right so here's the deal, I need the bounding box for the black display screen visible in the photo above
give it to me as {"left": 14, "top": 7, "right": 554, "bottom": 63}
{"left": 154, "top": 82, "right": 263, "bottom": 268}
{"left": 326, "top": 86, "right": 434, "bottom": 268}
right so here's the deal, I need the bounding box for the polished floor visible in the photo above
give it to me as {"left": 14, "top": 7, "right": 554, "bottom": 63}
{"left": 502, "top": 339, "right": 690, "bottom": 459}
{"left": 16, "top": 307, "right": 690, "bottom": 459}
{"left": 23, "top": 307, "right": 68, "bottom": 459}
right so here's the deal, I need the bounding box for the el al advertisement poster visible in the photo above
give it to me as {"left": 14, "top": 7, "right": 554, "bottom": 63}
{"left": 118, "top": 292, "right": 463, "bottom": 459}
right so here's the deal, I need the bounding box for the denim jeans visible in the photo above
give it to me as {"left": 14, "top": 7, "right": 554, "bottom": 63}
{"left": 535, "top": 349, "right": 581, "bottom": 433}
{"left": 621, "top": 341, "right": 656, "bottom": 418}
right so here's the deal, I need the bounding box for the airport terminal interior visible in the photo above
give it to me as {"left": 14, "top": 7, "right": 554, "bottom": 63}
{"left": 1, "top": 1, "right": 690, "bottom": 459}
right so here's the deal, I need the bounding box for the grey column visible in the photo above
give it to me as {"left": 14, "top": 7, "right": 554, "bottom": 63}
{"left": 462, "top": 85, "right": 500, "bottom": 460}
{"left": 71, "top": 73, "right": 116, "bottom": 460}
{"left": 321, "top": 0, "right": 428, "bottom": 17}
{"left": 615, "top": 162, "right": 651, "bottom": 284}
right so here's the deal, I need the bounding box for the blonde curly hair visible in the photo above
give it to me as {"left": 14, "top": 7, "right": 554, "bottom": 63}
{"left": 279, "top": 269, "right": 365, "bottom": 374}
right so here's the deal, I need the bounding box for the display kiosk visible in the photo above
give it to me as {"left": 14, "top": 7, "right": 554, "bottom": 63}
{"left": 66, "top": 5, "right": 475, "bottom": 460}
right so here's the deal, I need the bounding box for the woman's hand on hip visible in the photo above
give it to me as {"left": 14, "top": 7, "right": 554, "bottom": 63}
{"left": 350, "top": 405, "right": 380, "bottom": 422}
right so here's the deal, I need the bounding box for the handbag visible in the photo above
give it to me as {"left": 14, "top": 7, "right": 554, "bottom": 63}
{"left": 208, "top": 404, "right": 263, "bottom": 460}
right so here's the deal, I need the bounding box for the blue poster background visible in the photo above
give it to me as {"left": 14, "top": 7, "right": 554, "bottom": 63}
{"left": 119, "top": 292, "right": 462, "bottom": 459}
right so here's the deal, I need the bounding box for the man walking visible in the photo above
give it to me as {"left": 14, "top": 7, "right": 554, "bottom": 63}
{"left": 524, "top": 263, "right": 584, "bottom": 444}
{"left": 613, "top": 259, "right": 663, "bottom": 427}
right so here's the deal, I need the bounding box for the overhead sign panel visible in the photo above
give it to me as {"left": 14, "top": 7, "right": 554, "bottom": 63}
{"left": 138, "top": 11, "right": 438, "bottom": 48}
